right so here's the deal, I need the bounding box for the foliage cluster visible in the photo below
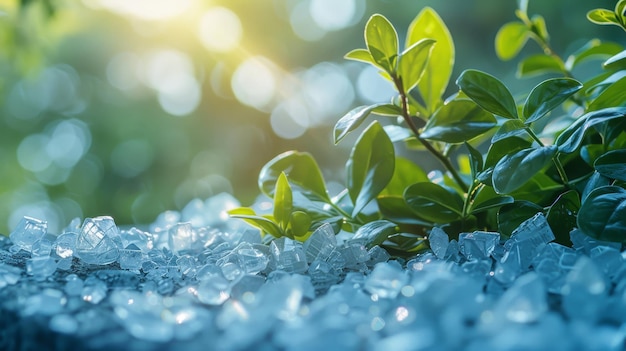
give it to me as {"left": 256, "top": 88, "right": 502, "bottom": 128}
{"left": 231, "top": 0, "right": 626, "bottom": 256}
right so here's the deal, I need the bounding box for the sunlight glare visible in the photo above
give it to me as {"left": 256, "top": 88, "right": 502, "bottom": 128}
{"left": 198, "top": 7, "right": 243, "bottom": 53}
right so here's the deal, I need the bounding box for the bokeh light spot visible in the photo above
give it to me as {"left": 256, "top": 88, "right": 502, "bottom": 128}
{"left": 309, "top": 0, "right": 356, "bottom": 31}
{"left": 356, "top": 65, "right": 396, "bottom": 103}
{"left": 270, "top": 100, "right": 309, "bottom": 139}
{"left": 198, "top": 7, "right": 243, "bottom": 53}
{"left": 289, "top": 1, "right": 326, "bottom": 41}
{"left": 231, "top": 56, "right": 277, "bottom": 111}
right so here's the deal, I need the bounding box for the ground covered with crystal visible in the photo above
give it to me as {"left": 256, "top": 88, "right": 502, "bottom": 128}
{"left": 1, "top": 193, "right": 625, "bottom": 351}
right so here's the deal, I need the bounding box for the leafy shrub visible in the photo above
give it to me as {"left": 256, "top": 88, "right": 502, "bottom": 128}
{"left": 231, "top": 0, "right": 626, "bottom": 257}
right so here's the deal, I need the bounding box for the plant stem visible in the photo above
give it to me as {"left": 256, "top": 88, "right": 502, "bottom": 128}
{"left": 525, "top": 126, "right": 570, "bottom": 187}
{"left": 394, "top": 77, "right": 469, "bottom": 193}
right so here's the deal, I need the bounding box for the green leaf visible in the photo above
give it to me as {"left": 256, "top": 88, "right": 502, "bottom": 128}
{"left": 530, "top": 15, "right": 549, "bottom": 42}
{"left": 383, "top": 125, "right": 412, "bottom": 143}
{"left": 404, "top": 182, "right": 464, "bottom": 223}
{"left": 588, "top": 76, "right": 626, "bottom": 111}
{"left": 352, "top": 220, "right": 398, "bottom": 249}
{"left": 344, "top": 48, "right": 377, "bottom": 66}
{"left": 372, "top": 104, "right": 402, "bottom": 116}
{"left": 398, "top": 38, "right": 436, "bottom": 93}
{"left": 492, "top": 119, "right": 529, "bottom": 143}
{"left": 456, "top": 69, "right": 518, "bottom": 119}
{"left": 335, "top": 104, "right": 385, "bottom": 144}
{"left": 545, "top": 190, "right": 580, "bottom": 245}
{"left": 273, "top": 172, "right": 292, "bottom": 230}
{"left": 578, "top": 186, "right": 626, "bottom": 242}
{"left": 377, "top": 195, "right": 434, "bottom": 226}
{"left": 365, "top": 14, "right": 398, "bottom": 72}
{"left": 407, "top": 7, "right": 454, "bottom": 113}
{"left": 466, "top": 142, "right": 483, "bottom": 179}
{"left": 469, "top": 186, "right": 514, "bottom": 215}
{"left": 229, "top": 208, "right": 284, "bottom": 238}
{"left": 421, "top": 99, "right": 497, "bottom": 143}
{"left": 288, "top": 211, "right": 312, "bottom": 239}
{"left": 495, "top": 21, "right": 529, "bottom": 61}
{"left": 523, "top": 78, "right": 582, "bottom": 124}
{"left": 557, "top": 107, "right": 626, "bottom": 154}
{"left": 604, "top": 50, "right": 626, "bottom": 71}
{"left": 492, "top": 146, "right": 558, "bottom": 194}
{"left": 259, "top": 151, "right": 330, "bottom": 203}
{"left": 594, "top": 149, "right": 626, "bottom": 181}
{"left": 582, "top": 171, "right": 611, "bottom": 202}
{"left": 497, "top": 201, "right": 543, "bottom": 237}
{"left": 347, "top": 121, "right": 395, "bottom": 217}
{"left": 587, "top": 9, "right": 620, "bottom": 26}
{"left": 479, "top": 137, "right": 532, "bottom": 184}
{"left": 566, "top": 40, "right": 623, "bottom": 70}
{"left": 380, "top": 157, "right": 429, "bottom": 196}
{"left": 517, "top": 54, "right": 566, "bottom": 78}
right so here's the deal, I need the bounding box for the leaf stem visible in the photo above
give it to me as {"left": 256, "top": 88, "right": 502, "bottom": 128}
{"left": 393, "top": 77, "right": 469, "bottom": 193}
{"left": 525, "top": 126, "right": 570, "bottom": 187}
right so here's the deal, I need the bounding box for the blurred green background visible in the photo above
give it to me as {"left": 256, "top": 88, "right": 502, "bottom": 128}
{"left": 0, "top": 0, "right": 620, "bottom": 233}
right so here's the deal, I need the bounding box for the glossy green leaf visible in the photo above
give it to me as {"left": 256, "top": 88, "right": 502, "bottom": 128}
{"left": 383, "top": 125, "right": 412, "bottom": 143}
{"left": 470, "top": 185, "right": 514, "bottom": 215}
{"left": 365, "top": 14, "right": 398, "bottom": 72}
{"left": 594, "top": 149, "right": 626, "bottom": 181}
{"left": 421, "top": 99, "right": 497, "bottom": 143}
{"left": 347, "top": 121, "right": 395, "bottom": 217}
{"left": 229, "top": 208, "right": 283, "bottom": 238}
{"left": 492, "top": 119, "right": 529, "bottom": 143}
{"left": 404, "top": 182, "right": 464, "bottom": 223}
{"left": 578, "top": 186, "right": 626, "bottom": 242}
{"left": 566, "top": 40, "right": 623, "bottom": 70}
{"left": 479, "top": 137, "right": 532, "bottom": 184}
{"left": 335, "top": 104, "right": 385, "bottom": 144}
{"left": 273, "top": 172, "right": 292, "bottom": 230}
{"left": 377, "top": 195, "right": 434, "bottom": 226}
{"left": 492, "top": 146, "right": 558, "bottom": 194}
{"left": 383, "top": 233, "right": 428, "bottom": 255}
{"left": 456, "top": 69, "right": 517, "bottom": 119}
{"left": 546, "top": 190, "right": 580, "bottom": 245}
{"left": 344, "top": 48, "right": 377, "bottom": 66}
{"left": 580, "top": 144, "right": 604, "bottom": 166}
{"left": 507, "top": 172, "right": 563, "bottom": 205}
{"left": 517, "top": 54, "right": 565, "bottom": 78}
{"left": 497, "top": 201, "right": 543, "bottom": 237}
{"left": 495, "top": 22, "right": 529, "bottom": 61}
{"left": 352, "top": 220, "right": 398, "bottom": 249}
{"left": 381, "top": 157, "right": 428, "bottom": 196}
{"left": 372, "top": 104, "right": 402, "bottom": 116}
{"left": 523, "top": 78, "right": 582, "bottom": 124}
{"left": 557, "top": 107, "right": 626, "bottom": 154}
{"left": 588, "top": 76, "right": 626, "bottom": 111}
{"left": 587, "top": 9, "right": 620, "bottom": 26}
{"left": 582, "top": 171, "right": 611, "bottom": 202}
{"left": 259, "top": 151, "right": 330, "bottom": 202}
{"left": 406, "top": 7, "right": 454, "bottom": 113}
{"left": 604, "top": 50, "right": 626, "bottom": 70}
{"left": 398, "top": 38, "right": 436, "bottom": 92}
{"left": 289, "top": 211, "right": 312, "bottom": 239}
{"left": 466, "top": 142, "right": 483, "bottom": 179}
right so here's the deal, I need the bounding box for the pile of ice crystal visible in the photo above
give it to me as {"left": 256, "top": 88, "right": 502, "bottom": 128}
{"left": 1, "top": 192, "right": 626, "bottom": 351}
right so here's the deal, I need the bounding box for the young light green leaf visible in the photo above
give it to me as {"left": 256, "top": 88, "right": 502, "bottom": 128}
{"left": 566, "top": 40, "right": 623, "bottom": 70}
{"left": 594, "top": 149, "right": 626, "bottom": 181}
{"left": 557, "top": 107, "right": 626, "bottom": 153}
{"left": 372, "top": 104, "right": 402, "bottom": 116}
{"left": 492, "top": 146, "right": 558, "bottom": 194}
{"left": 491, "top": 119, "right": 529, "bottom": 143}
{"left": 578, "top": 186, "right": 626, "bottom": 242}
{"left": 420, "top": 99, "right": 497, "bottom": 143}
{"left": 289, "top": 211, "right": 312, "bottom": 239}
{"left": 517, "top": 0, "right": 528, "bottom": 15}
{"left": 344, "top": 48, "right": 378, "bottom": 66}
{"left": 380, "top": 157, "right": 429, "bottom": 196}
{"left": 456, "top": 69, "right": 518, "bottom": 119}
{"left": 347, "top": 121, "right": 395, "bottom": 217}
{"left": 406, "top": 7, "right": 454, "bottom": 113}
{"left": 530, "top": 15, "right": 549, "bottom": 42}
{"left": 229, "top": 208, "right": 284, "bottom": 238}
{"left": 587, "top": 9, "right": 620, "bottom": 26}
{"left": 404, "top": 182, "right": 464, "bottom": 223}
{"left": 604, "top": 50, "right": 626, "bottom": 71}
{"left": 259, "top": 151, "right": 330, "bottom": 202}
{"left": 495, "top": 22, "right": 529, "bottom": 61}
{"left": 517, "top": 54, "right": 566, "bottom": 78}
{"left": 365, "top": 14, "right": 399, "bottom": 73}
{"left": 398, "top": 38, "right": 436, "bottom": 92}
{"left": 523, "top": 78, "right": 582, "bottom": 124}
{"left": 334, "top": 104, "right": 385, "bottom": 144}
{"left": 588, "top": 76, "right": 626, "bottom": 111}
{"left": 352, "top": 220, "right": 398, "bottom": 249}
{"left": 273, "top": 172, "right": 292, "bottom": 230}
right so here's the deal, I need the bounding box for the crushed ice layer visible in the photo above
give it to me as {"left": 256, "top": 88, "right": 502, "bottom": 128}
{"left": 1, "top": 196, "right": 626, "bottom": 351}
